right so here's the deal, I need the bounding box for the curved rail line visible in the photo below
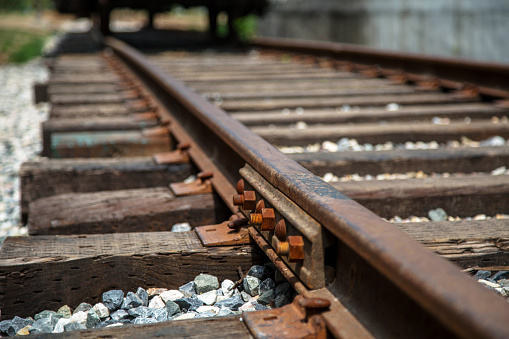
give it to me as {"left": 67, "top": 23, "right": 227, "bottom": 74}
{"left": 103, "top": 37, "right": 509, "bottom": 338}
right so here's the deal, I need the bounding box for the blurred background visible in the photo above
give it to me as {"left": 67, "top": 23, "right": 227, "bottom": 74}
{"left": 0, "top": 0, "right": 508, "bottom": 63}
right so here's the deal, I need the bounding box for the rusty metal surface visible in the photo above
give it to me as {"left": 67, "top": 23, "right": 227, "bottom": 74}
{"left": 243, "top": 295, "right": 329, "bottom": 339}
{"left": 239, "top": 164, "right": 328, "bottom": 289}
{"left": 253, "top": 37, "right": 509, "bottom": 99}
{"left": 195, "top": 220, "right": 251, "bottom": 247}
{"left": 105, "top": 37, "right": 509, "bottom": 338}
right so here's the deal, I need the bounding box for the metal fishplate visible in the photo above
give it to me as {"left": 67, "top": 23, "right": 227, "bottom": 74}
{"left": 233, "top": 164, "right": 333, "bottom": 289}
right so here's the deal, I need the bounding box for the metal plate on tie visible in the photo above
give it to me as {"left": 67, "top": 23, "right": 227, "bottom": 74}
{"left": 195, "top": 221, "right": 251, "bottom": 246}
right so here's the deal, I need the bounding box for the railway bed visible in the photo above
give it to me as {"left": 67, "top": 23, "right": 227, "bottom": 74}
{"left": 1, "top": 32, "right": 509, "bottom": 338}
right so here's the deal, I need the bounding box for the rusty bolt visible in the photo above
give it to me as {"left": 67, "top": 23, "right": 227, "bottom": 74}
{"left": 233, "top": 190, "right": 256, "bottom": 210}
{"left": 260, "top": 208, "right": 276, "bottom": 231}
{"left": 233, "top": 194, "right": 244, "bottom": 206}
{"left": 255, "top": 200, "right": 265, "bottom": 213}
{"left": 250, "top": 212, "right": 263, "bottom": 225}
{"left": 299, "top": 298, "right": 331, "bottom": 310}
{"left": 236, "top": 179, "right": 244, "bottom": 195}
{"left": 275, "top": 220, "right": 286, "bottom": 242}
{"left": 242, "top": 191, "right": 257, "bottom": 210}
{"left": 277, "top": 236, "right": 305, "bottom": 263}
{"left": 198, "top": 172, "right": 213, "bottom": 183}
{"left": 227, "top": 217, "right": 249, "bottom": 229}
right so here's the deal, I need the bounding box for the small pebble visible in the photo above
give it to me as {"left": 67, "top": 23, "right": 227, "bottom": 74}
{"left": 243, "top": 276, "right": 261, "bottom": 297}
{"left": 160, "top": 290, "right": 184, "bottom": 303}
{"left": 136, "top": 287, "right": 149, "bottom": 306}
{"left": 194, "top": 274, "right": 219, "bottom": 294}
{"left": 179, "top": 281, "right": 197, "bottom": 297}
{"left": 73, "top": 303, "right": 92, "bottom": 314}
{"left": 92, "top": 303, "right": 110, "bottom": 319}
{"left": 102, "top": 290, "right": 124, "bottom": 311}
{"left": 197, "top": 290, "right": 217, "bottom": 305}
{"left": 428, "top": 208, "right": 448, "bottom": 222}
{"left": 171, "top": 222, "right": 191, "bottom": 232}
{"left": 165, "top": 300, "right": 181, "bottom": 316}
{"left": 57, "top": 305, "right": 72, "bottom": 318}
{"left": 148, "top": 295, "right": 165, "bottom": 309}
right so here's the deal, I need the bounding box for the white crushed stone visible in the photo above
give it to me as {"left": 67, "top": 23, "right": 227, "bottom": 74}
{"left": 0, "top": 60, "right": 49, "bottom": 238}
{"left": 278, "top": 136, "right": 509, "bottom": 154}
{"left": 384, "top": 213, "right": 509, "bottom": 223}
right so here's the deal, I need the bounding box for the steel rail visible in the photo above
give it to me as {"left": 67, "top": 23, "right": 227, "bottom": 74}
{"left": 252, "top": 37, "right": 509, "bottom": 99}
{"left": 105, "top": 37, "right": 509, "bottom": 338}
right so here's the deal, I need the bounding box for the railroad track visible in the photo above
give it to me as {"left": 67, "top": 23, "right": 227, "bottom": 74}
{"left": 1, "top": 32, "right": 509, "bottom": 337}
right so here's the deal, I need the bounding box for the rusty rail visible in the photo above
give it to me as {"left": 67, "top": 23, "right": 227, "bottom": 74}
{"left": 105, "top": 37, "right": 509, "bottom": 338}
{"left": 253, "top": 37, "right": 509, "bottom": 99}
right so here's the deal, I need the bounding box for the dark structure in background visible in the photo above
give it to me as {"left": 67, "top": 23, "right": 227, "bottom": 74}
{"left": 53, "top": 0, "right": 268, "bottom": 38}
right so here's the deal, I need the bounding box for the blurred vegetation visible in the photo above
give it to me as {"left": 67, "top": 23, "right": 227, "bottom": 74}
{"left": 217, "top": 14, "right": 258, "bottom": 41}
{"left": 0, "top": 0, "right": 53, "bottom": 12}
{"left": 0, "top": 28, "right": 48, "bottom": 63}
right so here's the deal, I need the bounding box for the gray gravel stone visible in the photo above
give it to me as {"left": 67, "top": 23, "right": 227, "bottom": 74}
{"left": 137, "top": 287, "right": 149, "bottom": 306}
{"left": 128, "top": 306, "right": 154, "bottom": 319}
{"left": 29, "top": 318, "right": 54, "bottom": 334}
{"left": 0, "top": 320, "right": 11, "bottom": 335}
{"left": 492, "top": 271, "right": 509, "bottom": 281}
{"left": 243, "top": 276, "right": 261, "bottom": 297}
{"left": 274, "top": 269, "right": 286, "bottom": 284}
{"left": 275, "top": 282, "right": 291, "bottom": 297}
{"left": 165, "top": 300, "right": 181, "bottom": 316}
{"left": 275, "top": 295, "right": 291, "bottom": 308}
{"left": 247, "top": 265, "right": 271, "bottom": 281}
{"left": 111, "top": 309, "right": 130, "bottom": 322}
{"left": 173, "top": 297, "right": 204, "bottom": 312}
{"left": 179, "top": 281, "right": 197, "bottom": 297}
{"left": 35, "top": 310, "right": 62, "bottom": 321}
{"left": 214, "top": 295, "right": 244, "bottom": 311}
{"left": 428, "top": 208, "right": 448, "bottom": 222}
{"left": 64, "top": 322, "right": 86, "bottom": 331}
{"left": 6, "top": 316, "right": 34, "bottom": 336}
{"left": 241, "top": 291, "right": 252, "bottom": 302}
{"left": 86, "top": 309, "right": 101, "bottom": 328}
{"left": 151, "top": 308, "right": 169, "bottom": 322}
{"left": 258, "top": 289, "right": 275, "bottom": 306}
{"left": 74, "top": 303, "right": 92, "bottom": 314}
{"left": 474, "top": 270, "right": 492, "bottom": 280}
{"left": 133, "top": 317, "right": 158, "bottom": 325}
{"left": 103, "top": 290, "right": 125, "bottom": 311}
{"left": 498, "top": 279, "right": 509, "bottom": 287}
{"left": 260, "top": 278, "right": 276, "bottom": 294}
{"left": 194, "top": 274, "right": 219, "bottom": 294}
{"left": 122, "top": 291, "right": 144, "bottom": 309}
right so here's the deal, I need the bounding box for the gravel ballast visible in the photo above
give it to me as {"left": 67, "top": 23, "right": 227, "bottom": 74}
{"left": 0, "top": 60, "right": 49, "bottom": 239}
{"left": 0, "top": 264, "right": 296, "bottom": 335}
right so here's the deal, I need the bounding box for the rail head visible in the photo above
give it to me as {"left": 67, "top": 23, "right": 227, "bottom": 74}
{"left": 105, "top": 36, "right": 509, "bottom": 338}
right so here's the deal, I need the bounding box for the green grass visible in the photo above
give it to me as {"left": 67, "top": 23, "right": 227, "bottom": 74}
{"left": 0, "top": 28, "right": 49, "bottom": 63}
